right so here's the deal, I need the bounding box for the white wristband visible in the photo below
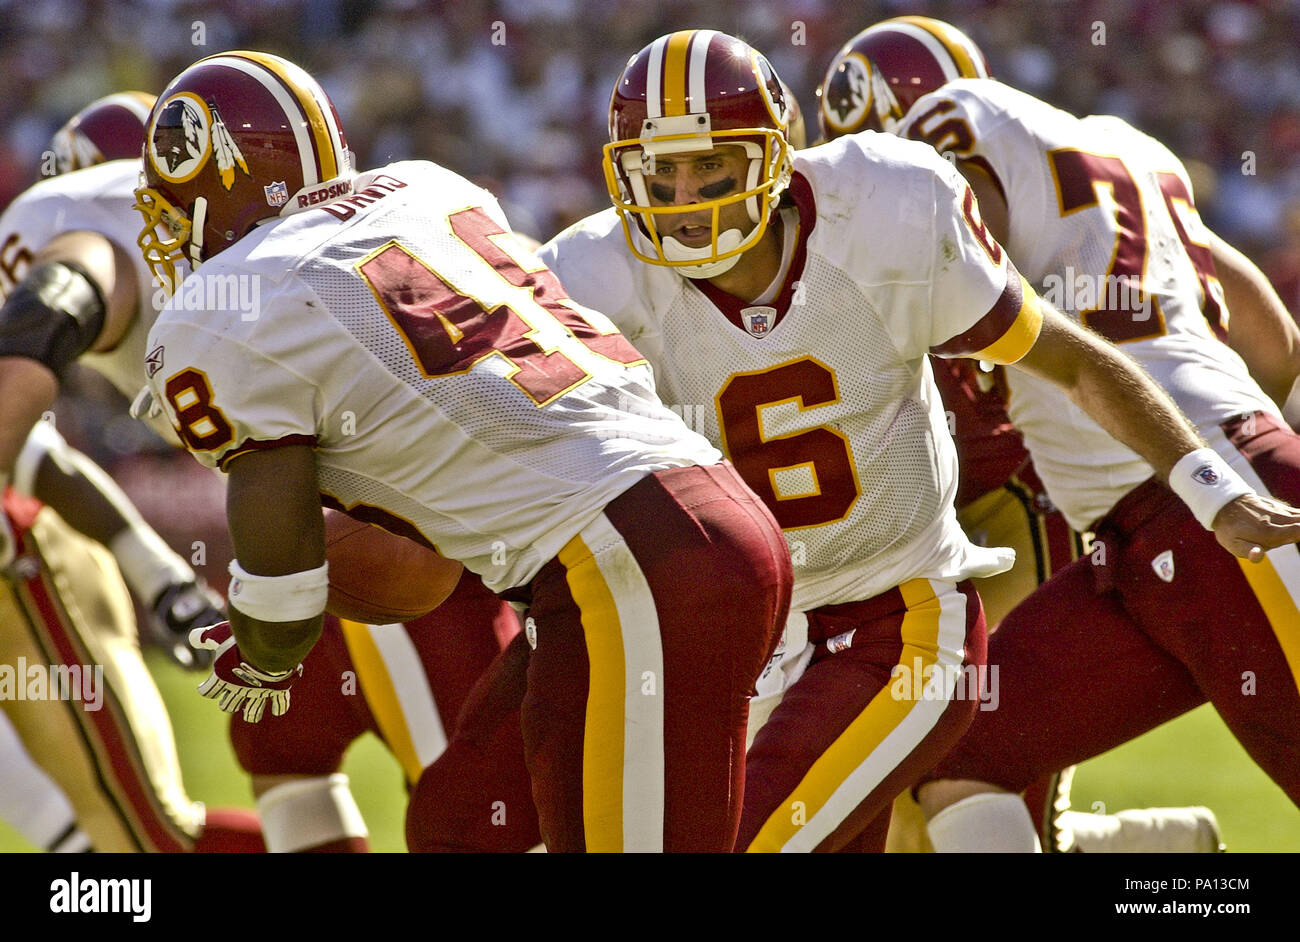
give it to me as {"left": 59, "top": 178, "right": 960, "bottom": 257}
{"left": 228, "top": 559, "right": 329, "bottom": 622}
{"left": 1167, "top": 448, "right": 1254, "bottom": 530}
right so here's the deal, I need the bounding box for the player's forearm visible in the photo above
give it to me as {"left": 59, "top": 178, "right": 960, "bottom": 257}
{"left": 1069, "top": 341, "right": 1208, "bottom": 480}
{"left": 0, "top": 358, "right": 58, "bottom": 477}
{"left": 228, "top": 610, "right": 322, "bottom": 674}
{"left": 33, "top": 448, "right": 137, "bottom": 544}
{"left": 223, "top": 445, "right": 328, "bottom": 672}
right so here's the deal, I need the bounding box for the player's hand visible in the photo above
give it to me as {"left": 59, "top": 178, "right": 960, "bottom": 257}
{"left": 1211, "top": 493, "right": 1300, "bottom": 562}
{"left": 189, "top": 622, "right": 302, "bottom": 722}
{"left": 149, "top": 579, "right": 225, "bottom": 670}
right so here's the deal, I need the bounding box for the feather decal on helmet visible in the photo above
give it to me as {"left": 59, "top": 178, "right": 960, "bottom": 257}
{"left": 210, "top": 104, "right": 250, "bottom": 191}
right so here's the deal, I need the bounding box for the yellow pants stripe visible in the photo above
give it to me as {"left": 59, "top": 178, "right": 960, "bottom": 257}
{"left": 559, "top": 532, "right": 628, "bottom": 852}
{"left": 558, "top": 516, "right": 665, "bottom": 852}
{"left": 1236, "top": 554, "right": 1300, "bottom": 698}
{"left": 747, "top": 578, "right": 966, "bottom": 852}
{"left": 339, "top": 619, "right": 426, "bottom": 785}
{"left": 1225, "top": 458, "right": 1300, "bottom": 698}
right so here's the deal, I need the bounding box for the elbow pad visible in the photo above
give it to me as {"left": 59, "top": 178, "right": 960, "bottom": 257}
{"left": 0, "top": 261, "right": 107, "bottom": 376}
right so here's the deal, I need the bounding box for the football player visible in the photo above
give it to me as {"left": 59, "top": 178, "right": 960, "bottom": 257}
{"left": 0, "top": 91, "right": 537, "bottom": 854}
{"left": 0, "top": 463, "right": 263, "bottom": 852}
{"left": 538, "top": 28, "right": 1300, "bottom": 852}
{"left": 136, "top": 51, "right": 791, "bottom": 853}
{"left": 0, "top": 92, "right": 222, "bottom": 661}
{"left": 820, "top": 15, "right": 1227, "bottom": 854}
{"left": 0, "top": 95, "right": 267, "bottom": 852}
{"left": 827, "top": 15, "right": 1300, "bottom": 851}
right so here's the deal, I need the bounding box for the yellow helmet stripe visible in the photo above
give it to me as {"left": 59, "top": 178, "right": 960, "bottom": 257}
{"left": 197, "top": 53, "right": 319, "bottom": 184}
{"left": 894, "top": 15, "right": 987, "bottom": 79}
{"left": 661, "top": 30, "right": 694, "bottom": 117}
{"left": 235, "top": 51, "right": 341, "bottom": 181}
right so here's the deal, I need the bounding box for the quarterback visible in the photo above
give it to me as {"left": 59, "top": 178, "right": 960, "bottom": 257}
{"left": 137, "top": 51, "right": 791, "bottom": 853}
{"left": 539, "top": 28, "right": 1300, "bottom": 852}
{"left": 824, "top": 16, "right": 1300, "bottom": 850}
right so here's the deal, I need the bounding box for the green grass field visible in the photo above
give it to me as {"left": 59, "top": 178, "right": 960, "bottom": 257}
{"left": 2, "top": 651, "right": 1296, "bottom": 852}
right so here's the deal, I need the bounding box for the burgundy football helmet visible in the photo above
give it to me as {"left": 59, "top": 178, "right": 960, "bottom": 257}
{"left": 817, "top": 16, "right": 989, "bottom": 140}
{"left": 781, "top": 79, "right": 807, "bottom": 150}
{"left": 604, "top": 29, "right": 793, "bottom": 278}
{"left": 134, "top": 51, "right": 352, "bottom": 292}
{"left": 48, "top": 91, "right": 156, "bottom": 175}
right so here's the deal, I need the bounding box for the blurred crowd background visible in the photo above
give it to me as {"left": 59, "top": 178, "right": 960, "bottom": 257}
{"left": 3, "top": 0, "right": 1300, "bottom": 477}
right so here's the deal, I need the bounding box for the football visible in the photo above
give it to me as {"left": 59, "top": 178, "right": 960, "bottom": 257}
{"left": 323, "top": 508, "right": 463, "bottom": 624}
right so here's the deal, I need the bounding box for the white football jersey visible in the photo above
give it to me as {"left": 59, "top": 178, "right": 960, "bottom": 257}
{"left": 146, "top": 161, "right": 720, "bottom": 591}
{"left": 900, "top": 80, "right": 1277, "bottom": 529}
{"left": 0, "top": 160, "right": 177, "bottom": 442}
{"left": 541, "top": 133, "right": 1042, "bottom": 611}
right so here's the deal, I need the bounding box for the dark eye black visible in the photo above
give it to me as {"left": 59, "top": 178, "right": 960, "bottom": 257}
{"left": 650, "top": 182, "right": 675, "bottom": 202}
{"left": 699, "top": 176, "right": 736, "bottom": 199}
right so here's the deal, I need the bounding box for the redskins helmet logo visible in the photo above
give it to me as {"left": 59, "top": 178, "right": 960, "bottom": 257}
{"left": 753, "top": 51, "right": 789, "bottom": 130}
{"left": 148, "top": 92, "right": 211, "bottom": 183}
{"left": 146, "top": 93, "right": 252, "bottom": 193}
{"left": 49, "top": 126, "right": 101, "bottom": 174}
{"left": 822, "top": 54, "right": 873, "bottom": 132}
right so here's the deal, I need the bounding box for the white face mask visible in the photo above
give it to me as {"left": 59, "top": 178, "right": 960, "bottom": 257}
{"left": 659, "top": 227, "right": 747, "bottom": 278}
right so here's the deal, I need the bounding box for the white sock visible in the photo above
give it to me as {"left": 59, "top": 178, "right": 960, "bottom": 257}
{"left": 0, "top": 712, "right": 91, "bottom": 851}
{"left": 1061, "top": 808, "right": 1222, "bottom": 853}
{"left": 927, "top": 792, "right": 1043, "bottom": 852}
{"left": 257, "top": 774, "right": 368, "bottom": 853}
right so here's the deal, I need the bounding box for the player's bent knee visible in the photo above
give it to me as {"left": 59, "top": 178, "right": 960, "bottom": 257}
{"left": 255, "top": 773, "right": 368, "bottom": 853}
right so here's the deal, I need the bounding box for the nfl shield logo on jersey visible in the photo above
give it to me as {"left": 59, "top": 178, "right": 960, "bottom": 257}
{"left": 742, "top": 306, "right": 776, "bottom": 337}
{"left": 264, "top": 181, "right": 289, "bottom": 208}
{"left": 1151, "top": 549, "right": 1175, "bottom": 583}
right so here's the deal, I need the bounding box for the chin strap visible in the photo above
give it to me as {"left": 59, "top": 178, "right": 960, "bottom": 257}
{"left": 187, "top": 197, "right": 208, "bottom": 270}
{"left": 658, "top": 227, "right": 749, "bottom": 278}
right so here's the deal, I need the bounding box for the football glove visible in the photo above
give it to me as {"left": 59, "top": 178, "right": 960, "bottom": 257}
{"left": 189, "top": 622, "right": 302, "bottom": 723}
{"left": 149, "top": 579, "right": 225, "bottom": 670}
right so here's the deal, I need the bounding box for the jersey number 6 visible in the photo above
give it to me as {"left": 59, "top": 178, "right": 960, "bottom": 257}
{"left": 717, "top": 357, "right": 859, "bottom": 530}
